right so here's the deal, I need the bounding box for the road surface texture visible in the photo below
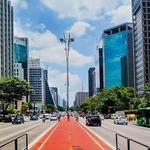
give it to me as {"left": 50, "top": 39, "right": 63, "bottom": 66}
{"left": 0, "top": 119, "right": 56, "bottom": 150}
{"left": 80, "top": 118, "right": 150, "bottom": 150}
{"left": 31, "top": 117, "right": 112, "bottom": 150}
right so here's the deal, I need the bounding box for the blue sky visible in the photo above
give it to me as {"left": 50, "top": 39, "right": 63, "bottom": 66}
{"left": 11, "top": 0, "right": 132, "bottom": 106}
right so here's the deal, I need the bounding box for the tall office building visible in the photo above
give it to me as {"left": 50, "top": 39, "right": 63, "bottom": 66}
{"left": 29, "top": 59, "right": 55, "bottom": 108}
{"left": 29, "top": 58, "right": 45, "bottom": 108}
{"left": 95, "top": 47, "right": 104, "bottom": 93}
{"left": 50, "top": 87, "right": 58, "bottom": 107}
{"left": 132, "top": 0, "right": 150, "bottom": 94}
{"left": 14, "top": 37, "right": 28, "bottom": 81}
{"left": 0, "top": 0, "right": 13, "bottom": 77}
{"left": 29, "top": 58, "right": 40, "bottom": 68}
{"left": 74, "top": 92, "right": 89, "bottom": 107}
{"left": 103, "top": 23, "right": 134, "bottom": 88}
{"left": 43, "top": 70, "right": 56, "bottom": 107}
{"left": 13, "top": 63, "right": 24, "bottom": 80}
{"left": 63, "top": 99, "right": 67, "bottom": 109}
{"left": 88, "top": 67, "right": 96, "bottom": 97}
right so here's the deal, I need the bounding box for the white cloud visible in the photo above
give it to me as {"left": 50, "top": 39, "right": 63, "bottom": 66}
{"left": 14, "top": 21, "right": 93, "bottom": 67}
{"left": 14, "top": 21, "right": 92, "bottom": 105}
{"left": 11, "top": 0, "right": 28, "bottom": 9}
{"left": 48, "top": 67, "right": 81, "bottom": 106}
{"left": 109, "top": 4, "right": 132, "bottom": 25}
{"left": 67, "top": 21, "right": 95, "bottom": 37}
{"left": 40, "top": 0, "right": 131, "bottom": 23}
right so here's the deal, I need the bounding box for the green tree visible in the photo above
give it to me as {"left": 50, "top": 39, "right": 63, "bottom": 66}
{"left": 57, "top": 106, "right": 65, "bottom": 111}
{"left": 45, "top": 104, "right": 56, "bottom": 113}
{"left": 21, "top": 102, "right": 28, "bottom": 113}
{"left": 138, "top": 83, "right": 150, "bottom": 108}
{"left": 78, "top": 86, "right": 135, "bottom": 114}
{"left": 0, "top": 77, "right": 32, "bottom": 119}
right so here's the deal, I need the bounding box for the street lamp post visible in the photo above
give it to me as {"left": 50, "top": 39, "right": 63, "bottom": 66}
{"left": 59, "top": 33, "right": 74, "bottom": 111}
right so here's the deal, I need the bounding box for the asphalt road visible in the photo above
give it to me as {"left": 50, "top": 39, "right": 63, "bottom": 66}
{"left": 80, "top": 118, "right": 150, "bottom": 150}
{"left": 0, "top": 118, "right": 57, "bottom": 150}
{"left": 0, "top": 117, "right": 150, "bottom": 150}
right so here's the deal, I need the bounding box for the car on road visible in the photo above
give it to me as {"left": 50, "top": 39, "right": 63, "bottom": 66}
{"left": 42, "top": 114, "right": 50, "bottom": 119}
{"left": 111, "top": 114, "right": 116, "bottom": 119}
{"left": 50, "top": 115, "right": 58, "bottom": 121}
{"left": 11, "top": 114, "right": 24, "bottom": 124}
{"left": 30, "top": 113, "right": 38, "bottom": 120}
{"left": 114, "top": 116, "right": 128, "bottom": 125}
{"left": 100, "top": 114, "right": 104, "bottom": 120}
{"left": 86, "top": 115, "right": 101, "bottom": 126}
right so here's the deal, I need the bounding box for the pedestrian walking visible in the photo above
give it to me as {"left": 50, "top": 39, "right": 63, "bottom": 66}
{"left": 67, "top": 112, "right": 70, "bottom": 121}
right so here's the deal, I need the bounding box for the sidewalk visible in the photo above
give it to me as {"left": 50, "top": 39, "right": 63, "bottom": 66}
{"left": 30, "top": 117, "right": 112, "bottom": 150}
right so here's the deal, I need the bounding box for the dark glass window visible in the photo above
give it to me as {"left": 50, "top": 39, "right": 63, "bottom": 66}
{"left": 143, "top": 2, "right": 146, "bottom": 7}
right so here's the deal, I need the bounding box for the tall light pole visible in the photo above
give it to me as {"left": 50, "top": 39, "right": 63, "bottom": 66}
{"left": 59, "top": 33, "right": 74, "bottom": 111}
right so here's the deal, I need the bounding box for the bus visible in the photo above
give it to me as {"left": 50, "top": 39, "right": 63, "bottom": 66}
{"left": 137, "top": 107, "right": 150, "bottom": 127}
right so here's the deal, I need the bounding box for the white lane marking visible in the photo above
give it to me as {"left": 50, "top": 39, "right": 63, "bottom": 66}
{"left": 0, "top": 123, "right": 42, "bottom": 143}
{"left": 0, "top": 120, "right": 40, "bottom": 131}
{"left": 77, "top": 122, "right": 106, "bottom": 150}
{"left": 29, "top": 122, "right": 57, "bottom": 149}
{"left": 38, "top": 122, "right": 60, "bottom": 150}
{"left": 80, "top": 122, "right": 115, "bottom": 150}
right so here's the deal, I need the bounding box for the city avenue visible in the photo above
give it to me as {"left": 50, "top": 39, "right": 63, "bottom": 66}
{"left": 0, "top": 116, "right": 150, "bottom": 150}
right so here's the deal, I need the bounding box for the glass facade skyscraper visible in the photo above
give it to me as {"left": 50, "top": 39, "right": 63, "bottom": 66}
{"left": 14, "top": 37, "right": 28, "bottom": 81}
{"left": 132, "top": 0, "right": 150, "bottom": 94}
{"left": 103, "top": 23, "right": 134, "bottom": 88}
{"left": 95, "top": 47, "right": 104, "bottom": 93}
{"left": 88, "top": 67, "right": 96, "bottom": 97}
{"left": 0, "top": 0, "right": 13, "bottom": 77}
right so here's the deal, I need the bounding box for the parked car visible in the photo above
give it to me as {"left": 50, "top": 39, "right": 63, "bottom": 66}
{"left": 30, "top": 113, "right": 38, "bottom": 120}
{"left": 114, "top": 116, "right": 128, "bottom": 125}
{"left": 43, "top": 114, "right": 50, "bottom": 119}
{"left": 50, "top": 115, "right": 58, "bottom": 121}
{"left": 104, "top": 114, "right": 111, "bottom": 119}
{"left": 111, "top": 114, "right": 117, "bottom": 119}
{"left": 86, "top": 115, "right": 101, "bottom": 126}
{"left": 11, "top": 114, "right": 24, "bottom": 124}
{"left": 100, "top": 114, "right": 104, "bottom": 120}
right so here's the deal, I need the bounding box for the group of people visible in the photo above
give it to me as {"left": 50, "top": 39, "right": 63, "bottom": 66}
{"left": 66, "top": 112, "right": 79, "bottom": 122}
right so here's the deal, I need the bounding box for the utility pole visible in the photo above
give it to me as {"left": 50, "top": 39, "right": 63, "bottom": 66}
{"left": 82, "top": 79, "right": 84, "bottom": 92}
{"left": 59, "top": 33, "right": 74, "bottom": 111}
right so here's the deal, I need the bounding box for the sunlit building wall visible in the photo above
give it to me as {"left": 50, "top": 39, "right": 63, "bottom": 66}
{"left": 132, "top": 0, "right": 150, "bottom": 94}
{"left": 0, "top": 0, "right": 13, "bottom": 77}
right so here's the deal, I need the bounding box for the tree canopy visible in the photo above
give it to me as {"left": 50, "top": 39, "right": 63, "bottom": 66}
{"left": 78, "top": 86, "right": 135, "bottom": 113}
{"left": 0, "top": 77, "right": 32, "bottom": 104}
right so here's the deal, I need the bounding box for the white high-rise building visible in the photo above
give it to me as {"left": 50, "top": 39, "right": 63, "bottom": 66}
{"left": 14, "top": 63, "right": 24, "bottom": 80}
{"left": 0, "top": 0, "right": 13, "bottom": 77}
{"left": 29, "top": 58, "right": 41, "bottom": 68}
{"left": 29, "top": 58, "right": 45, "bottom": 108}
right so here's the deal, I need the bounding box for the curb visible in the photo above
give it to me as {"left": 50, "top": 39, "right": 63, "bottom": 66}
{"left": 79, "top": 121, "right": 115, "bottom": 150}
{"left": 29, "top": 121, "right": 58, "bottom": 149}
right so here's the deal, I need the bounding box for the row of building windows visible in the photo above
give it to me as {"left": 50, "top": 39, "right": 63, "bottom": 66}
{"left": 143, "top": 2, "right": 150, "bottom": 7}
{"left": 143, "top": 7, "right": 150, "bottom": 12}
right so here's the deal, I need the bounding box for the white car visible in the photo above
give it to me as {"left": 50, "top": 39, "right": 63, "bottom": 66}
{"left": 50, "top": 115, "right": 58, "bottom": 121}
{"left": 114, "top": 116, "right": 128, "bottom": 125}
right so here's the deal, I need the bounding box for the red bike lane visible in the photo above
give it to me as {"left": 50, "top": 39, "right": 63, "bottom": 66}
{"left": 30, "top": 117, "right": 112, "bottom": 150}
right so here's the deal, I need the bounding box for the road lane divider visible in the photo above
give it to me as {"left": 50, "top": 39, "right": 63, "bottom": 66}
{"left": 0, "top": 120, "right": 41, "bottom": 131}
{"left": 38, "top": 123, "right": 59, "bottom": 150}
{"left": 0, "top": 122, "right": 42, "bottom": 144}
{"left": 30, "top": 121, "right": 59, "bottom": 150}
{"left": 79, "top": 121, "right": 115, "bottom": 150}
